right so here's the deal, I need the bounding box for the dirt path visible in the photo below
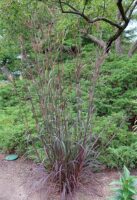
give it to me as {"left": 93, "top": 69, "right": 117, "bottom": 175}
{"left": 0, "top": 154, "right": 119, "bottom": 200}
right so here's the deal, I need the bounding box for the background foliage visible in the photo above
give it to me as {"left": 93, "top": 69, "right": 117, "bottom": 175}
{"left": 0, "top": 0, "right": 137, "bottom": 171}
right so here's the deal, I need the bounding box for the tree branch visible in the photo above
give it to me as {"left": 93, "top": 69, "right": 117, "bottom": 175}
{"left": 59, "top": 0, "right": 122, "bottom": 28}
{"left": 89, "top": 17, "right": 121, "bottom": 28}
{"left": 117, "top": 0, "right": 128, "bottom": 22}
{"left": 106, "top": 27, "right": 124, "bottom": 53}
{"left": 126, "top": 0, "right": 137, "bottom": 19}
{"left": 82, "top": 0, "right": 88, "bottom": 14}
{"left": 59, "top": 0, "right": 91, "bottom": 22}
{"left": 106, "top": 0, "right": 137, "bottom": 53}
{"left": 58, "top": 0, "right": 137, "bottom": 53}
{"left": 81, "top": 31, "right": 106, "bottom": 49}
{"left": 125, "top": 0, "right": 135, "bottom": 14}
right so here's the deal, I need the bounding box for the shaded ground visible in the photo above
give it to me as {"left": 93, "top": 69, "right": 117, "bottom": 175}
{"left": 0, "top": 154, "right": 120, "bottom": 200}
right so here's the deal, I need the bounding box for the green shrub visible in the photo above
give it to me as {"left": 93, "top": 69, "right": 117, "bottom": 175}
{"left": 95, "top": 54, "right": 137, "bottom": 117}
{"left": 0, "top": 106, "right": 26, "bottom": 153}
{"left": 93, "top": 113, "right": 137, "bottom": 169}
{"left": 111, "top": 166, "right": 137, "bottom": 200}
{"left": 0, "top": 81, "right": 36, "bottom": 154}
{"left": 102, "top": 145, "right": 137, "bottom": 169}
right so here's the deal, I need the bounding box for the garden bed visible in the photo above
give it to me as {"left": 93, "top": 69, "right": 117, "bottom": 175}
{"left": 0, "top": 154, "right": 121, "bottom": 200}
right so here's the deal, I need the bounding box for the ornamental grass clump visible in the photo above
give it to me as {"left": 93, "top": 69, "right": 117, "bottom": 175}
{"left": 16, "top": 5, "right": 101, "bottom": 198}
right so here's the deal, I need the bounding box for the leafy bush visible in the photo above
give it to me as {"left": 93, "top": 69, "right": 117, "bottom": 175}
{"left": 0, "top": 106, "right": 26, "bottom": 153}
{"left": 0, "top": 81, "right": 35, "bottom": 154}
{"left": 95, "top": 54, "right": 137, "bottom": 117}
{"left": 111, "top": 166, "right": 137, "bottom": 200}
{"left": 103, "top": 145, "right": 137, "bottom": 169}
{"left": 92, "top": 112, "right": 137, "bottom": 169}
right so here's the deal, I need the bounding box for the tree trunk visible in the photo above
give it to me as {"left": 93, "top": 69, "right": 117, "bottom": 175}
{"left": 128, "top": 40, "right": 137, "bottom": 57}
{"left": 115, "top": 36, "right": 123, "bottom": 54}
{"left": 115, "top": 11, "right": 123, "bottom": 54}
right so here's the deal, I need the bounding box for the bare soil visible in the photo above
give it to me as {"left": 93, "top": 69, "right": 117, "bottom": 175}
{"left": 0, "top": 154, "right": 120, "bottom": 200}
